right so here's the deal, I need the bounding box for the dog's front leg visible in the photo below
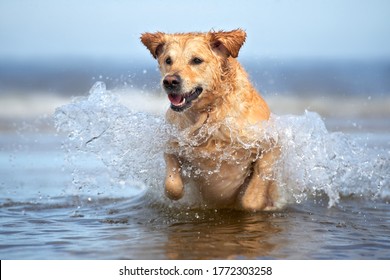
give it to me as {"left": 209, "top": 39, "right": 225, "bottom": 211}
{"left": 239, "top": 147, "right": 280, "bottom": 211}
{"left": 164, "top": 153, "right": 184, "bottom": 200}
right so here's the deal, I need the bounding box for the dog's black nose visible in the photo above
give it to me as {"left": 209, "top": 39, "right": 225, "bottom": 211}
{"left": 163, "top": 74, "right": 181, "bottom": 91}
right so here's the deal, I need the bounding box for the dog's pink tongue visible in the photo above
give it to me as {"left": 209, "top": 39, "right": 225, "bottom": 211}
{"left": 168, "top": 94, "right": 184, "bottom": 106}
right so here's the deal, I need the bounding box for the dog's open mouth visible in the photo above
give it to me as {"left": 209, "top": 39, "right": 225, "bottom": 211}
{"left": 168, "top": 87, "right": 203, "bottom": 112}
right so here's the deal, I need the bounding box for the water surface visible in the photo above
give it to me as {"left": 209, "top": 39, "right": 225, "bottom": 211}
{"left": 1, "top": 81, "right": 389, "bottom": 259}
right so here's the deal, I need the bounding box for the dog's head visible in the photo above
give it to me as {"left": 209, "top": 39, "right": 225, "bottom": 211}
{"left": 141, "top": 29, "right": 246, "bottom": 112}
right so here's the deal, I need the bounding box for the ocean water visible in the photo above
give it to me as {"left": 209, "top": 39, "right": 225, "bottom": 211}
{"left": 1, "top": 60, "right": 390, "bottom": 259}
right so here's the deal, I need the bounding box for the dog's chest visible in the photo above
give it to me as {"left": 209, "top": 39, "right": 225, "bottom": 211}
{"left": 181, "top": 141, "right": 255, "bottom": 206}
{"left": 171, "top": 120, "right": 263, "bottom": 206}
{"left": 179, "top": 128, "right": 258, "bottom": 194}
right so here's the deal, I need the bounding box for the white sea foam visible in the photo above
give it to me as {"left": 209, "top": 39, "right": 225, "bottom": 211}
{"left": 54, "top": 82, "right": 390, "bottom": 208}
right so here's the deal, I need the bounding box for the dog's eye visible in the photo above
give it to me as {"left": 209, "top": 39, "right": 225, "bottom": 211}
{"left": 192, "top": 57, "right": 203, "bottom": 65}
{"left": 165, "top": 57, "right": 172, "bottom": 65}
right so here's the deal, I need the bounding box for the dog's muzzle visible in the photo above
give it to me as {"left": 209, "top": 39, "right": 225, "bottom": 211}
{"left": 163, "top": 74, "right": 203, "bottom": 112}
{"left": 168, "top": 87, "right": 203, "bottom": 112}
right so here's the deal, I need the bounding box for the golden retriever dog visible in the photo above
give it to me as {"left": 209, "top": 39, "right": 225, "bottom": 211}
{"left": 141, "top": 29, "right": 280, "bottom": 211}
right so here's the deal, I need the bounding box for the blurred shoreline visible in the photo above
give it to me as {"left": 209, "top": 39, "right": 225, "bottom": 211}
{"left": 1, "top": 90, "right": 390, "bottom": 134}
{"left": 1, "top": 58, "right": 389, "bottom": 132}
{"left": 1, "top": 57, "right": 390, "bottom": 94}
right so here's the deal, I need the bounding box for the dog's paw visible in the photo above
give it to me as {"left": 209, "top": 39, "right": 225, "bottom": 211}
{"left": 240, "top": 193, "right": 277, "bottom": 212}
{"left": 165, "top": 175, "right": 184, "bottom": 200}
{"left": 240, "top": 196, "right": 267, "bottom": 212}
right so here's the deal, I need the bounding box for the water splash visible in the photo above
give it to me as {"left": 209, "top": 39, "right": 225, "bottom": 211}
{"left": 54, "top": 82, "right": 390, "bottom": 208}
{"left": 272, "top": 112, "right": 390, "bottom": 206}
{"left": 55, "top": 82, "right": 167, "bottom": 194}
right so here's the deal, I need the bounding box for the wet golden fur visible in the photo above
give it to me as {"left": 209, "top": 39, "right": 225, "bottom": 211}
{"left": 141, "top": 29, "right": 280, "bottom": 211}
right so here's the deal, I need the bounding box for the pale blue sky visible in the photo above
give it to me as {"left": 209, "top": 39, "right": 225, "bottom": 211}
{"left": 1, "top": 0, "right": 389, "bottom": 60}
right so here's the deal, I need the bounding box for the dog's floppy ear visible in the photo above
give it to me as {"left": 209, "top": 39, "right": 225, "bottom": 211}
{"left": 140, "top": 32, "right": 166, "bottom": 59}
{"left": 209, "top": 29, "right": 246, "bottom": 58}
